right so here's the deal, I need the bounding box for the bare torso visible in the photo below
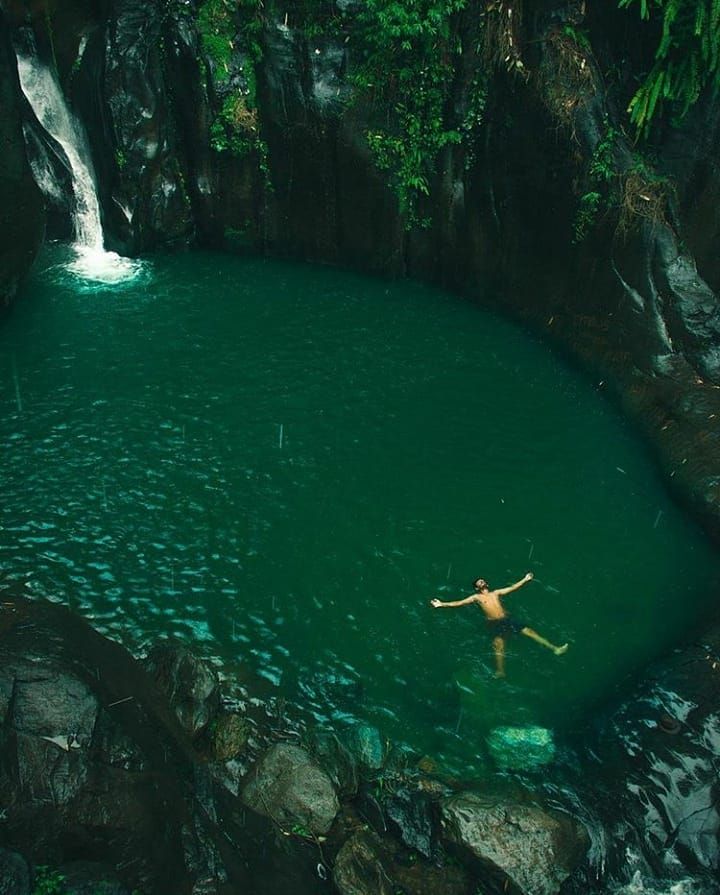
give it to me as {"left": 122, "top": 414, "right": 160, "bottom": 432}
{"left": 474, "top": 590, "right": 506, "bottom": 620}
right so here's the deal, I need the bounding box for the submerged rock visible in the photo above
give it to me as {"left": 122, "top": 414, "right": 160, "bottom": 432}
{"left": 486, "top": 726, "right": 556, "bottom": 772}
{"left": 440, "top": 792, "right": 588, "bottom": 895}
{"left": 241, "top": 742, "right": 339, "bottom": 835}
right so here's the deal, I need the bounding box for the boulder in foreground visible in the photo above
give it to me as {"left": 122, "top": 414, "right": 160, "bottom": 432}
{"left": 241, "top": 742, "right": 340, "bottom": 836}
{"left": 440, "top": 792, "right": 588, "bottom": 895}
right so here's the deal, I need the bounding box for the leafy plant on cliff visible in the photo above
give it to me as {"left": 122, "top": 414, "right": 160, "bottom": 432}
{"left": 619, "top": 0, "right": 720, "bottom": 137}
{"left": 572, "top": 124, "right": 620, "bottom": 242}
{"left": 198, "top": 0, "right": 236, "bottom": 79}
{"left": 198, "top": 0, "right": 269, "bottom": 174}
{"left": 573, "top": 191, "right": 602, "bottom": 243}
{"left": 31, "top": 867, "right": 66, "bottom": 895}
{"left": 353, "top": 0, "right": 470, "bottom": 228}
{"left": 572, "top": 122, "right": 672, "bottom": 239}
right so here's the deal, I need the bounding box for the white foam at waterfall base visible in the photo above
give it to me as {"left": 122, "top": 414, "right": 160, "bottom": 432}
{"left": 612, "top": 871, "right": 709, "bottom": 895}
{"left": 66, "top": 246, "right": 147, "bottom": 286}
{"left": 16, "top": 47, "right": 144, "bottom": 286}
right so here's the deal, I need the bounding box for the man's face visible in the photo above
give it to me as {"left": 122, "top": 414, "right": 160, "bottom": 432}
{"left": 474, "top": 578, "right": 487, "bottom": 592}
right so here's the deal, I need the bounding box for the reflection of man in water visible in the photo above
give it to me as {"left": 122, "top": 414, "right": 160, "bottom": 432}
{"left": 430, "top": 572, "right": 568, "bottom": 678}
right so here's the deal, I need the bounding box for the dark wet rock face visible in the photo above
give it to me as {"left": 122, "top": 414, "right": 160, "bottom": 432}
{"left": 0, "top": 600, "right": 184, "bottom": 892}
{"left": 576, "top": 625, "right": 720, "bottom": 889}
{"left": 384, "top": 787, "right": 435, "bottom": 859}
{"left": 0, "top": 10, "right": 44, "bottom": 311}
{"left": 100, "top": 0, "right": 194, "bottom": 253}
{"left": 70, "top": 2, "right": 720, "bottom": 538}
{"left": 0, "top": 848, "right": 30, "bottom": 895}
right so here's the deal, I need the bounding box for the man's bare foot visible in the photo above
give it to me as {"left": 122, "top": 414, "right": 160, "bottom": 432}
{"left": 494, "top": 670, "right": 506, "bottom": 679}
{"left": 554, "top": 644, "right": 569, "bottom": 656}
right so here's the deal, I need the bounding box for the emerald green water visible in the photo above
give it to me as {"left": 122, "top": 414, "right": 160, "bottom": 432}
{"left": 2, "top": 247, "right": 719, "bottom": 771}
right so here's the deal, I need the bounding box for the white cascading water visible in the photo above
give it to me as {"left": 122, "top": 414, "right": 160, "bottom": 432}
{"left": 15, "top": 49, "right": 143, "bottom": 284}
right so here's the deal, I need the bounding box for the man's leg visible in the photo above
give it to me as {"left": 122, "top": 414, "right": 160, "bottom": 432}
{"left": 520, "top": 627, "right": 568, "bottom": 656}
{"left": 493, "top": 636, "right": 506, "bottom": 677}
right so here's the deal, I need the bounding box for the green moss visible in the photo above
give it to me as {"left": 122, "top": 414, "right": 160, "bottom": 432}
{"left": 197, "top": 0, "right": 270, "bottom": 184}
{"left": 198, "top": 0, "right": 236, "bottom": 82}
{"left": 211, "top": 92, "right": 258, "bottom": 153}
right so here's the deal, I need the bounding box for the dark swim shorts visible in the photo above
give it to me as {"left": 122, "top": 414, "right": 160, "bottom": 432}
{"left": 488, "top": 617, "right": 527, "bottom": 636}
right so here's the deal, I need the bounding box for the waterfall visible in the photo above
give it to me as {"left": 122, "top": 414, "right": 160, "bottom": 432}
{"left": 15, "top": 51, "right": 104, "bottom": 252}
{"left": 14, "top": 41, "right": 144, "bottom": 285}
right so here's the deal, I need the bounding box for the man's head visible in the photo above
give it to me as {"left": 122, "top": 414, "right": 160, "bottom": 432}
{"left": 473, "top": 578, "right": 489, "bottom": 593}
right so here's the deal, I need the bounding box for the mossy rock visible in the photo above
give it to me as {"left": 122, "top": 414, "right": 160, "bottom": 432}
{"left": 210, "top": 712, "right": 251, "bottom": 761}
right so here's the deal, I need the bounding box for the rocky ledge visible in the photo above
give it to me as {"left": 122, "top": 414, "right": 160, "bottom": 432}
{"left": 0, "top": 594, "right": 589, "bottom": 895}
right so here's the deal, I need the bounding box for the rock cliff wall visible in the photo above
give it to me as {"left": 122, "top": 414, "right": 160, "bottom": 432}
{"left": 0, "top": 6, "right": 44, "bottom": 311}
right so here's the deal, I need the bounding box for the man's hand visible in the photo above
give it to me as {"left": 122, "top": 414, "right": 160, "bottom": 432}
{"left": 430, "top": 598, "right": 443, "bottom": 608}
{"left": 524, "top": 572, "right": 534, "bottom": 582}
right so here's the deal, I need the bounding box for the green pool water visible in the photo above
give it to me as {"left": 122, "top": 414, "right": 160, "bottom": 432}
{"left": 2, "top": 246, "right": 719, "bottom": 772}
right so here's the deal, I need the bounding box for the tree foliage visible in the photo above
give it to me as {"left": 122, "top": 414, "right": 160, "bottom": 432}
{"left": 619, "top": 0, "right": 720, "bottom": 136}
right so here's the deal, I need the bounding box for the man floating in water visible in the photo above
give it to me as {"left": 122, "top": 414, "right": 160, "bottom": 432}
{"left": 430, "top": 572, "right": 568, "bottom": 678}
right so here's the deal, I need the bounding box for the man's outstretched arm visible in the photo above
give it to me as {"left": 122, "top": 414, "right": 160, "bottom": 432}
{"left": 495, "top": 572, "right": 533, "bottom": 596}
{"left": 430, "top": 595, "right": 478, "bottom": 608}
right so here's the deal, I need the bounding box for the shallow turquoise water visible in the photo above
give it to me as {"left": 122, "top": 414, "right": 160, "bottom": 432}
{"left": 1, "top": 247, "right": 719, "bottom": 771}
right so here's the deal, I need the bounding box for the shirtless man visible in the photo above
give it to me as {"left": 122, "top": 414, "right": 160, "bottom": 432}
{"left": 430, "top": 572, "right": 568, "bottom": 678}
